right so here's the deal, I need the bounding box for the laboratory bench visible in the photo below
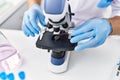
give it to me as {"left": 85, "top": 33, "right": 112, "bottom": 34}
{"left": 0, "top": 29, "right": 120, "bottom": 80}
{"left": 0, "top": 1, "right": 118, "bottom": 79}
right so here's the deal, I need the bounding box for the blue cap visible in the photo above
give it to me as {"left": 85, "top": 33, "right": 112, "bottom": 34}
{"left": 7, "top": 73, "right": 15, "bottom": 80}
{"left": 18, "top": 71, "right": 25, "bottom": 80}
{"left": 0, "top": 72, "right": 7, "bottom": 80}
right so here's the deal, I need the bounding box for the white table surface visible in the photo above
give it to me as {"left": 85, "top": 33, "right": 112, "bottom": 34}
{"left": 0, "top": 29, "right": 120, "bottom": 80}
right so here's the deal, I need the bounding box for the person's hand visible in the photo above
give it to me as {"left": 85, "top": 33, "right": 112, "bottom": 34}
{"left": 70, "top": 18, "right": 112, "bottom": 51}
{"left": 22, "top": 4, "right": 46, "bottom": 37}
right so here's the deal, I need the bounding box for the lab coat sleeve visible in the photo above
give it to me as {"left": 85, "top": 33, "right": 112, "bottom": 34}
{"left": 111, "top": 0, "right": 120, "bottom": 17}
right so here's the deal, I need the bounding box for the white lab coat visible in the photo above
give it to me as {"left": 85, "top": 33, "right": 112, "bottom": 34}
{"left": 69, "top": 0, "right": 120, "bottom": 26}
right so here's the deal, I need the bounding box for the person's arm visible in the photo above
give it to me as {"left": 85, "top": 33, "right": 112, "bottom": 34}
{"left": 108, "top": 0, "right": 120, "bottom": 35}
{"left": 27, "top": 0, "right": 42, "bottom": 7}
{"left": 108, "top": 16, "right": 120, "bottom": 35}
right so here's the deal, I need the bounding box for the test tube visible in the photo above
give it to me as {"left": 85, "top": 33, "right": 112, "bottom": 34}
{"left": 0, "top": 31, "right": 21, "bottom": 72}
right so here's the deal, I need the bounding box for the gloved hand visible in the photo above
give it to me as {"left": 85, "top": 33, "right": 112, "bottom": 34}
{"left": 22, "top": 4, "right": 46, "bottom": 37}
{"left": 70, "top": 18, "right": 112, "bottom": 51}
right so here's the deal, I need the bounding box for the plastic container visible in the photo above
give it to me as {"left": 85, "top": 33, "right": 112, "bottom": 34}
{"left": 0, "top": 31, "right": 21, "bottom": 72}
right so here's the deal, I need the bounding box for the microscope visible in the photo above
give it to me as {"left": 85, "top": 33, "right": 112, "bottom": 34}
{"left": 36, "top": 0, "right": 77, "bottom": 73}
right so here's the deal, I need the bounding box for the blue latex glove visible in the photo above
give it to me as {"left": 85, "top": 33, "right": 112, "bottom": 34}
{"left": 70, "top": 18, "right": 112, "bottom": 51}
{"left": 22, "top": 4, "right": 46, "bottom": 37}
{"left": 97, "top": 0, "right": 113, "bottom": 8}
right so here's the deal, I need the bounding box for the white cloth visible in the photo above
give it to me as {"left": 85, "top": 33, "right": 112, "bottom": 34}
{"left": 69, "top": 0, "right": 120, "bottom": 26}
{"left": 112, "top": 0, "right": 120, "bottom": 17}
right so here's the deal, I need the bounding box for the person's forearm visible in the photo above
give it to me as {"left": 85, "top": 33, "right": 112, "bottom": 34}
{"left": 27, "top": 0, "right": 42, "bottom": 8}
{"left": 108, "top": 16, "right": 120, "bottom": 35}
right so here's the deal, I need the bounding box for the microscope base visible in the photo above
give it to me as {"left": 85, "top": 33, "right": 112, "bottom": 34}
{"left": 48, "top": 51, "right": 71, "bottom": 74}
